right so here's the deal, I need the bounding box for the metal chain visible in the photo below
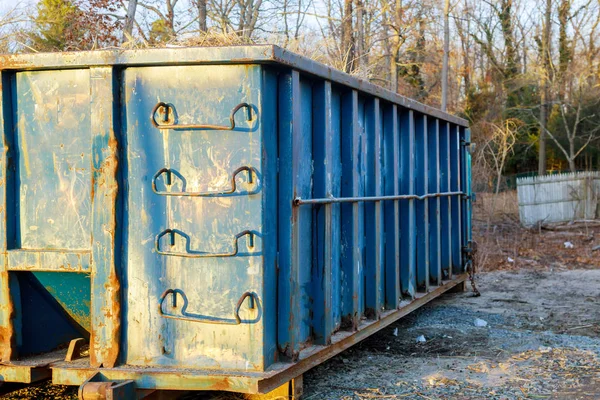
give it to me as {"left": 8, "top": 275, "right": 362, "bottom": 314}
{"left": 467, "top": 240, "right": 481, "bottom": 297}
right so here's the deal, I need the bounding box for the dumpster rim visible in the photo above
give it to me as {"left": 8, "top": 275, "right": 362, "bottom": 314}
{"left": 0, "top": 45, "right": 467, "bottom": 127}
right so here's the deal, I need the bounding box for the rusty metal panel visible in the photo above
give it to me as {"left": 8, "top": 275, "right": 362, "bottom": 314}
{"left": 0, "top": 71, "right": 15, "bottom": 362}
{"left": 90, "top": 66, "right": 120, "bottom": 368}
{"left": 7, "top": 250, "right": 90, "bottom": 272}
{"left": 0, "top": 46, "right": 472, "bottom": 395}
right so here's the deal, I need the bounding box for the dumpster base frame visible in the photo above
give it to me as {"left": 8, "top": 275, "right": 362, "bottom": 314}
{"left": 44, "top": 274, "right": 467, "bottom": 395}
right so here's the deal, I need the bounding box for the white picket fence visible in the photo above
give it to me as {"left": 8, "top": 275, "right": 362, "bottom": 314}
{"left": 516, "top": 171, "right": 600, "bottom": 227}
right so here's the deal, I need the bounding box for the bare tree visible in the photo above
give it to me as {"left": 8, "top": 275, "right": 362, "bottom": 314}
{"left": 0, "top": 3, "right": 25, "bottom": 52}
{"left": 123, "top": 0, "right": 138, "bottom": 41}
{"left": 479, "top": 118, "right": 520, "bottom": 233}
{"left": 532, "top": 82, "right": 600, "bottom": 172}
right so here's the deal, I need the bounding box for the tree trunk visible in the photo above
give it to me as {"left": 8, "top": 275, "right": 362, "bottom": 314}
{"left": 558, "top": 0, "right": 571, "bottom": 101}
{"left": 538, "top": 0, "right": 551, "bottom": 175}
{"left": 499, "top": 0, "right": 519, "bottom": 110}
{"left": 355, "top": 0, "right": 364, "bottom": 71}
{"left": 381, "top": 5, "right": 395, "bottom": 91}
{"left": 441, "top": 0, "right": 450, "bottom": 111}
{"left": 122, "top": 0, "right": 138, "bottom": 42}
{"left": 569, "top": 138, "right": 576, "bottom": 172}
{"left": 455, "top": 0, "right": 471, "bottom": 102}
{"left": 197, "top": 0, "right": 207, "bottom": 32}
{"left": 341, "top": 0, "right": 355, "bottom": 73}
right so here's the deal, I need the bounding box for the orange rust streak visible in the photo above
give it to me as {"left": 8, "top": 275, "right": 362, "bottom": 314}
{"left": 0, "top": 271, "right": 15, "bottom": 361}
{"left": 90, "top": 80, "right": 121, "bottom": 368}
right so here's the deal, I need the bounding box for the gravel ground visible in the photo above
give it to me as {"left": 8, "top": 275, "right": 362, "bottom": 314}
{"left": 302, "top": 268, "right": 600, "bottom": 400}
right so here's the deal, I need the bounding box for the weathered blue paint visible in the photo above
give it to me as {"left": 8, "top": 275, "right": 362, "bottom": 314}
{"left": 311, "top": 80, "right": 340, "bottom": 344}
{"left": 439, "top": 122, "right": 452, "bottom": 279}
{"left": 415, "top": 114, "right": 429, "bottom": 291}
{"left": 123, "top": 65, "right": 273, "bottom": 370}
{"left": 15, "top": 70, "right": 92, "bottom": 251}
{"left": 427, "top": 118, "right": 442, "bottom": 285}
{"left": 0, "top": 46, "right": 472, "bottom": 395}
{"left": 399, "top": 110, "right": 416, "bottom": 297}
{"left": 364, "top": 98, "right": 383, "bottom": 318}
{"left": 30, "top": 272, "right": 91, "bottom": 332}
{"left": 383, "top": 105, "right": 400, "bottom": 309}
{"left": 340, "top": 89, "right": 364, "bottom": 329}
{"left": 450, "top": 125, "right": 463, "bottom": 274}
{"left": 329, "top": 88, "right": 342, "bottom": 332}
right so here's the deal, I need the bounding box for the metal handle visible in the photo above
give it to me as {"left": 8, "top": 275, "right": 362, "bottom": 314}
{"left": 159, "top": 289, "right": 256, "bottom": 325}
{"left": 151, "top": 102, "right": 252, "bottom": 130}
{"left": 152, "top": 166, "right": 254, "bottom": 197}
{"left": 155, "top": 229, "right": 254, "bottom": 258}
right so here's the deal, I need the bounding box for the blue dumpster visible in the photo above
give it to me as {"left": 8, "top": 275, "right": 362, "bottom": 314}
{"left": 0, "top": 46, "right": 472, "bottom": 396}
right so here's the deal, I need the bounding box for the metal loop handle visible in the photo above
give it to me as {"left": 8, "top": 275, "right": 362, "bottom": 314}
{"left": 151, "top": 102, "right": 252, "bottom": 130}
{"left": 159, "top": 289, "right": 256, "bottom": 325}
{"left": 152, "top": 166, "right": 254, "bottom": 197}
{"left": 155, "top": 229, "right": 254, "bottom": 258}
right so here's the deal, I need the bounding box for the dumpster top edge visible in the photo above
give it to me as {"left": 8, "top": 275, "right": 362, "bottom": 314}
{"left": 0, "top": 44, "right": 468, "bottom": 126}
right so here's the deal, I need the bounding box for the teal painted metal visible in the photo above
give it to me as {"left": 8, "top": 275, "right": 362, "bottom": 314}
{"left": 0, "top": 45, "right": 472, "bottom": 395}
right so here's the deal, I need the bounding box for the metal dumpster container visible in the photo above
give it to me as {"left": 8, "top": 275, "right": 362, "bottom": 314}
{"left": 0, "top": 45, "right": 472, "bottom": 397}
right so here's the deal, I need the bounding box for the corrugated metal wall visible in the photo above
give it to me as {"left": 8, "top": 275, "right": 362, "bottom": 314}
{"left": 276, "top": 67, "right": 472, "bottom": 359}
{"left": 517, "top": 171, "right": 600, "bottom": 226}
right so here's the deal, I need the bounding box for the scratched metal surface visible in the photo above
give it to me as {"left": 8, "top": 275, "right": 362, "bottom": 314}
{"left": 122, "top": 65, "right": 276, "bottom": 371}
{"left": 0, "top": 46, "right": 473, "bottom": 393}
{"left": 15, "top": 69, "right": 91, "bottom": 250}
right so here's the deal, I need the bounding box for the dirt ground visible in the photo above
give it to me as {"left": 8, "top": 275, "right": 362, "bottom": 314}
{"left": 3, "top": 191, "right": 599, "bottom": 400}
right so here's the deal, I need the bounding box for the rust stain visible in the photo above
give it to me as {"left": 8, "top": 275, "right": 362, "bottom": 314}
{"left": 0, "top": 271, "right": 15, "bottom": 362}
{"left": 101, "top": 129, "right": 120, "bottom": 368}
{"left": 90, "top": 107, "right": 121, "bottom": 368}
{"left": 0, "top": 56, "right": 34, "bottom": 70}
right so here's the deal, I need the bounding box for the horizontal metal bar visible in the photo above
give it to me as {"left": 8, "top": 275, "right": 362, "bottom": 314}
{"left": 294, "top": 191, "right": 465, "bottom": 206}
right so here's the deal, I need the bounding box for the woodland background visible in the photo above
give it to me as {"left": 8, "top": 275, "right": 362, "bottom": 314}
{"left": 1, "top": 0, "right": 600, "bottom": 193}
